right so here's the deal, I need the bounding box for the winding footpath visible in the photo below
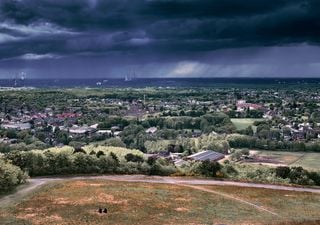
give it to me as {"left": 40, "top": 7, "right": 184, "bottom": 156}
{"left": 1, "top": 175, "right": 320, "bottom": 214}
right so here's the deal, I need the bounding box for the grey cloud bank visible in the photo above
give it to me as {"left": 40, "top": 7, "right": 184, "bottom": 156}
{"left": 1, "top": 0, "right": 320, "bottom": 78}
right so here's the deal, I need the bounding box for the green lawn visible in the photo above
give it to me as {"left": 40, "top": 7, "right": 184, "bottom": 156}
{"left": 1, "top": 180, "right": 320, "bottom": 225}
{"left": 250, "top": 150, "right": 320, "bottom": 171}
{"left": 231, "top": 118, "right": 264, "bottom": 131}
{"left": 254, "top": 150, "right": 305, "bottom": 164}
{"left": 291, "top": 153, "right": 320, "bottom": 171}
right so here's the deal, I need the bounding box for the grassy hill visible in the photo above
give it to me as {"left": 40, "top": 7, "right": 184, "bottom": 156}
{"left": 1, "top": 179, "right": 319, "bottom": 225}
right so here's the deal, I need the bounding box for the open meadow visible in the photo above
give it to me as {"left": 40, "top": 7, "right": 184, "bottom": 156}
{"left": 1, "top": 179, "right": 320, "bottom": 225}
{"left": 291, "top": 153, "right": 320, "bottom": 171}
{"left": 231, "top": 118, "right": 264, "bottom": 131}
{"left": 246, "top": 150, "right": 320, "bottom": 171}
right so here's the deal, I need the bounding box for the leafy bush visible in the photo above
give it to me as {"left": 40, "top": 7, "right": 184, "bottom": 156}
{"left": 192, "top": 160, "right": 222, "bottom": 177}
{"left": 0, "top": 159, "right": 28, "bottom": 193}
{"left": 103, "top": 138, "right": 126, "bottom": 148}
{"left": 274, "top": 166, "right": 320, "bottom": 185}
{"left": 275, "top": 166, "right": 291, "bottom": 179}
{"left": 125, "top": 153, "right": 144, "bottom": 163}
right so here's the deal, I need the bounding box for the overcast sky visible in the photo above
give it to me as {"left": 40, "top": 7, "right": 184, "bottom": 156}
{"left": 1, "top": 0, "right": 320, "bottom": 78}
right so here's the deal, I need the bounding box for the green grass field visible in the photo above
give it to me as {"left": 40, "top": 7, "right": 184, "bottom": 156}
{"left": 1, "top": 180, "right": 320, "bottom": 225}
{"left": 250, "top": 150, "right": 320, "bottom": 171}
{"left": 254, "top": 150, "right": 304, "bottom": 164}
{"left": 206, "top": 185, "right": 320, "bottom": 223}
{"left": 291, "top": 153, "right": 320, "bottom": 171}
{"left": 231, "top": 118, "right": 264, "bottom": 131}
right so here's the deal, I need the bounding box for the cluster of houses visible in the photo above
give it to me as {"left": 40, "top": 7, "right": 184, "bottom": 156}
{"left": 0, "top": 107, "right": 81, "bottom": 130}
{"left": 2, "top": 87, "right": 320, "bottom": 148}
{"left": 227, "top": 99, "right": 320, "bottom": 141}
{"left": 0, "top": 107, "right": 124, "bottom": 144}
{"left": 236, "top": 100, "right": 263, "bottom": 112}
{"left": 278, "top": 123, "right": 320, "bottom": 141}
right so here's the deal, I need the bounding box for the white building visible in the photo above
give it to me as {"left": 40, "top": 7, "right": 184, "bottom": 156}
{"left": 146, "top": 127, "right": 157, "bottom": 134}
{"left": 1, "top": 122, "right": 31, "bottom": 130}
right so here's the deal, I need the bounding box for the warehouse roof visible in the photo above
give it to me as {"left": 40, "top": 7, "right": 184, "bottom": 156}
{"left": 187, "top": 150, "right": 224, "bottom": 162}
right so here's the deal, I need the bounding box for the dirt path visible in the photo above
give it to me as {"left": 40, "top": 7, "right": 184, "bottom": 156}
{"left": 288, "top": 153, "right": 306, "bottom": 166}
{"left": 1, "top": 175, "right": 320, "bottom": 207}
{"left": 103, "top": 175, "right": 320, "bottom": 193}
{"left": 177, "top": 184, "right": 279, "bottom": 216}
{"left": 0, "top": 179, "right": 48, "bottom": 207}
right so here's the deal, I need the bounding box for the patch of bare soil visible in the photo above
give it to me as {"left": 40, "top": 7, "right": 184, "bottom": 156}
{"left": 20, "top": 207, "right": 47, "bottom": 214}
{"left": 244, "top": 155, "right": 282, "bottom": 164}
{"left": 61, "top": 192, "right": 128, "bottom": 206}
{"left": 30, "top": 214, "right": 64, "bottom": 225}
{"left": 44, "top": 214, "right": 63, "bottom": 222}
{"left": 175, "top": 197, "right": 190, "bottom": 202}
{"left": 17, "top": 213, "right": 38, "bottom": 220}
{"left": 54, "top": 198, "right": 73, "bottom": 205}
{"left": 97, "top": 193, "right": 128, "bottom": 205}
{"left": 175, "top": 207, "right": 190, "bottom": 212}
{"left": 89, "top": 183, "right": 104, "bottom": 187}
{"left": 71, "top": 181, "right": 89, "bottom": 187}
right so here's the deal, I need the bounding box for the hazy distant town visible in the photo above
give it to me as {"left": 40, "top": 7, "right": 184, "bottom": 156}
{"left": 2, "top": 86, "right": 320, "bottom": 150}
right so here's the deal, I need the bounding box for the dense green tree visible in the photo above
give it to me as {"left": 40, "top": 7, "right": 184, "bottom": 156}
{"left": 193, "top": 160, "right": 221, "bottom": 177}
{"left": 0, "top": 159, "right": 28, "bottom": 193}
{"left": 125, "top": 153, "right": 144, "bottom": 163}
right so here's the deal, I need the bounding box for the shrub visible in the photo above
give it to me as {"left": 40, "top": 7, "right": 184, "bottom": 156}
{"left": 125, "top": 153, "right": 144, "bottom": 163}
{"left": 103, "top": 138, "right": 126, "bottom": 148}
{"left": 194, "top": 160, "right": 222, "bottom": 177}
{"left": 308, "top": 172, "right": 320, "bottom": 185}
{"left": 275, "top": 166, "right": 291, "bottom": 179}
{"left": 222, "top": 164, "right": 238, "bottom": 177}
{"left": 0, "top": 159, "right": 28, "bottom": 193}
{"left": 96, "top": 151, "right": 105, "bottom": 158}
{"left": 288, "top": 167, "right": 311, "bottom": 185}
{"left": 73, "top": 147, "right": 86, "bottom": 154}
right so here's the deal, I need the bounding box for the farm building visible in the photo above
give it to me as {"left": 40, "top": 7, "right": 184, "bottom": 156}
{"left": 187, "top": 150, "right": 224, "bottom": 162}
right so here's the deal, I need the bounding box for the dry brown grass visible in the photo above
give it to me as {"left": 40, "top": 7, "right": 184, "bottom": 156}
{"left": 204, "top": 185, "right": 320, "bottom": 223}
{"left": 0, "top": 180, "right": 319, "bottom": 225}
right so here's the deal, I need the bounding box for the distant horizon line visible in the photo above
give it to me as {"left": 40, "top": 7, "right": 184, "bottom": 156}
{"left": 1, "top": 77, "right": 320, "bottom": 80}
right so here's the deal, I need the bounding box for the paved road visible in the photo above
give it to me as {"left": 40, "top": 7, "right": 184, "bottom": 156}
{"left": 1, "top": 175, "right": 320, "bottom": 207}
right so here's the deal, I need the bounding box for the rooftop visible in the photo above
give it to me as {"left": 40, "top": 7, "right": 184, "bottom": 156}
{"left": 187, "top": 150, "right": 225, "bottom": 162}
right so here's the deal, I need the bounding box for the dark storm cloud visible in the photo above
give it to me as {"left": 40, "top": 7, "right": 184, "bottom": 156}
{"left": 1, "top": 0, "right": 320, "bottom": 60}
{"left": 1, "top": 0, "right": 320, "bottom": 78}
